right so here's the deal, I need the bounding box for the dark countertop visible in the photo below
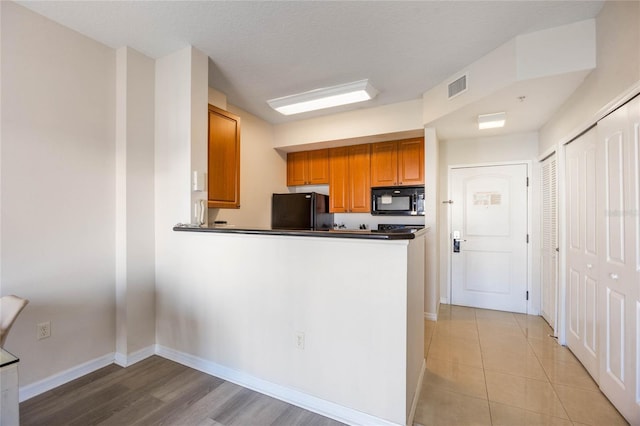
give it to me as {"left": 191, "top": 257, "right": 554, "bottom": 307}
{"left": 173, "top": 224, "right": 426, "bottom": 240}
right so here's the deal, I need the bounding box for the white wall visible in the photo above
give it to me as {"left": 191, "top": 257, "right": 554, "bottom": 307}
{"left": 539, "top": 1, "right": 640, "bottom": 153}
{"left": 156, "top": 231, "right": 421, "bottom": 425}
{"left": 114, "top": 47, "right": 156, "bottom": 364}
{"left": 1, "top": 2, "right": 116, "bottom": 386}
{"left": 438, "top": 132, "right": 540, "bottom": 310}
{"left": 208, "top": 105, "right": 288, "bottom": 228}
{"left": 424, "top": 129, "right": 439, "bottom": 319}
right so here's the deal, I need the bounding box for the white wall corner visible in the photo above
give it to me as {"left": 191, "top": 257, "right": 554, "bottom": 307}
{"left": 190, "top": 46, "right": 209, "bottom": 225}
{"left": 516, "top": 19, "right": 596, "bottom": 81}
{"left": 115, "top": 345, "right": 156, "bottom": 368}
{"left": 407, "top": 359, "right": 426, "bottom": 426}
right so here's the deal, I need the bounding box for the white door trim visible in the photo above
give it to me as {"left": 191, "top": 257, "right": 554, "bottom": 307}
{"left": 446, "top": 160, "right": 533, "bottom": 313}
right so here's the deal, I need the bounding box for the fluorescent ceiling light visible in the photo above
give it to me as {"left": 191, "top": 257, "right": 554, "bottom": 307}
{"left": 268, "top": 79, "right": 379, "bottom": 115}
{"left": 478, "top": 112, "right": 506, "bottom": 129}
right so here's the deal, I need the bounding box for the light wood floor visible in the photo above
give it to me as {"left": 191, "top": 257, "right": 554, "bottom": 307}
{"left": 19, "top": 356, "right": 345, "bottom": 426}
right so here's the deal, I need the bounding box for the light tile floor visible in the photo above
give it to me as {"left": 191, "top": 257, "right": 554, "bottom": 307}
{"left": 414, "top": 304, "right": 629, "bottom": 426}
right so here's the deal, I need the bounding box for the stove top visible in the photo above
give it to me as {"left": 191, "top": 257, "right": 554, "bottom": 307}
{"left": 376, "top": 224, "right": 425, "bottom": 233}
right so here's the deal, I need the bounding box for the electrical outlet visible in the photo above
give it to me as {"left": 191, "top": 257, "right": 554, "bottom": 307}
{"left": 37, "top": 321, "right": 51, "bottom": 340}
{"left": 295, "top": 331, "right": 305, "bottom": 350}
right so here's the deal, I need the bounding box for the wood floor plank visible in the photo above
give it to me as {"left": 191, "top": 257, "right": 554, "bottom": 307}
{"left": 131, "top": 373, "right": 224, "bottom": 425}
{"left": 270, "top": 405, "right": 345, "bottom": 426}
{"left": 21, "top": 383, "right": 129, "bottom": 426}
{"left": 159, "top": 381, "right": 247, "bottom": 426}
{"left": 210, "top": 389, "right": 290, "bottom": 426}
{"left": 20, "top": 356, "right": 345, "bottom": 426}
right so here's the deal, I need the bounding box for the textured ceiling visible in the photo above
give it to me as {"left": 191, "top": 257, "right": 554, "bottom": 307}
{"left": 18, "top": 1, "right": 604, "bottom": 125}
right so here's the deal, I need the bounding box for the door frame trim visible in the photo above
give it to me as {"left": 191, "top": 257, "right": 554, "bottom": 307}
{"left": 445, "top": 160, "right": 533, "bottom": 313}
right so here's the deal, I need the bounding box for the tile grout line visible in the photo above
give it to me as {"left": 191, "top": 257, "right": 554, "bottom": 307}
{"left": 520, "top": 314, "right": 577, "bottom": 424}
{"left": 474, "top": 308, "right": 495, "bottom": 426}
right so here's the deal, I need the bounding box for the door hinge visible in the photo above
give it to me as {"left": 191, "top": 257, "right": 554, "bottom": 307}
{"left": 526, "top": 234, "right": 530, "bottom": 243}
{"left": 526, "top": 177, "right": 529, "bottom": 187}
{"left": 526, "top": 291, "right": 529, "bottom": 301}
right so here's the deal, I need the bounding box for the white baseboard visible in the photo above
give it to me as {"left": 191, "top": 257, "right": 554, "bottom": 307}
{"left": 407, "top": 359, "right": 426, "bottom": 426}
{"left": 114, "top": 345, "right": 156, "bottom": 367}
{"left": 19, "top": 352, "right": 115, "bottom": 402}
{"left": 440, "top": 297, "right": 449, "bottom": 304}
{"left": 155, "top": 345, "right": 401, "bottom": 426}
{"left": 424, "top": 312, "right": 437, "bottom": 321}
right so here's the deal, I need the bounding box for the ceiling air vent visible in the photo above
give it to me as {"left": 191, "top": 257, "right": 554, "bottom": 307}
{"left": 448, "top": 74, "right": 468, "bottom": 99}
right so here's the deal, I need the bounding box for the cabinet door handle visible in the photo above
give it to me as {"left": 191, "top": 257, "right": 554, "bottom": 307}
{"left": 609, "top": 273, "right": 619, "bottom": 280}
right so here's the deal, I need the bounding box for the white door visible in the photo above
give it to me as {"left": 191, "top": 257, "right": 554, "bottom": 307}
{"left": 450, "top": 164, "right": 529, "bottom": 313}
{"left": 565, "top": 128, "right": 600, "bottom": 380}
{"left": 596, "top": 95, "right": 639, "bottom": 424}
{"left": 541, "top": 153, "right": 558, "bottom": 329}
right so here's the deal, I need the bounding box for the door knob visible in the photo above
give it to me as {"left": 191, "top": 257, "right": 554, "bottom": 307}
{"left": 609, "top": 273, "right": 619, "bottom": 280}
{"left": 586, "top": 264, "right": 593, "bottom": 269}
{"left": 452, "top": 231, "right": 466, "bottom": 253}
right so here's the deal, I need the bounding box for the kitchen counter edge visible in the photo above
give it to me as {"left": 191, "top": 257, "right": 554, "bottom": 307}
{"left": 173, "top": 225, "right": 427, "bottom": 240}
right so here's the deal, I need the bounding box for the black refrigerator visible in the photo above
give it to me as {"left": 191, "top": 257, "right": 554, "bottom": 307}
{"left": 271, "top": 193, "right": 334, "bottom": 231}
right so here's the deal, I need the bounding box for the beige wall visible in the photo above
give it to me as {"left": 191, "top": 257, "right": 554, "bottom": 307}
{"left": 273, "top": 99, "right": 423, "bottom": 150}
{"left": 539, "top": 1, "right": 640, "bottom": 152}
{"left": 1, "top": 2, "right": 116, "bottom": 386}
{"left": 208, "top": 105, "right": 288, "bottom": 228}
{"left": 114, "top": 46, "right": 156, "bottom": 364}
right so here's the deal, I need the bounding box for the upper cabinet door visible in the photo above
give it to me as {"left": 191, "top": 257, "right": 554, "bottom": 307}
{"left": 329, "top": 147, "right": 349, "bottom": 213}
{"left": 348, "top": 144, "right": 371, "bottom": 213}
{"left": 371, "top": 141, "right": 398, "bottom": 187}
{"left": 370, "top": 138, "right": 424, "bottom": 187}
{"left": 398, "top": 138, "right": 424, "bottom": 186}
{"left": 287, "top": 151, "right": 307, "bottom": 186}
{"left": 286, "top": 149, "right": 329, "bottom": 186}
{"left": 307, "top": 149, "right": 329, "bottom": 185}
{"left": 208, "top": 105, "right": 240, "bottom": 209}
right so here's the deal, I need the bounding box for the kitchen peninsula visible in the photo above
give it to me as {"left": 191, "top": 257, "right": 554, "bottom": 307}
{"left": 164, "top": 225, "right": 427, "bottom": 426}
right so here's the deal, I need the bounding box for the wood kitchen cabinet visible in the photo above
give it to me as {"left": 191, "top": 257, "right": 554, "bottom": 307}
{"left": 287, "top": 149, "right": 329, "bottom": 186}
{"left": 329, "top": 144, "right": 371, "bottom": 213}
{"left": 208, "top": 104, "right": 241, "bottom": 208}
{"left": 371, "top": 138, "right": 424, "bottom": 187}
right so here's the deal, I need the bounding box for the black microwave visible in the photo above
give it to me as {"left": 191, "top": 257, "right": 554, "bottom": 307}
{"left": 371, "top": 186, "right": 425, "bottom": 216}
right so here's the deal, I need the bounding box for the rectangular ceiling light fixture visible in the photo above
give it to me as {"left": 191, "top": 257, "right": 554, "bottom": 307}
{"left": 478, "top": 112, "right": 506, "bottom": 129}
{"left": 268, "top": 79, "right": 379, "bottom": 115}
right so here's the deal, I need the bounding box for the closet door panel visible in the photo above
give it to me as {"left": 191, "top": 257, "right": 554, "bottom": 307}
{"left": 631, "top": 98, "right": 640, "bottom": 417}
{"left": 569, "top": 268, "right": 581, "bottom": 339}
{"left": 605, "top": 288, "right": 626, "bottom": 386}
{"left": 597, "top": 96, "right": 639, "bottom": 424}
{"left": 585, "top": 275, "right": 598, "bottom": 357}
{"left": 565, "top": 128, "right": 599, "bottom": 379}
{"left": 541, "top": 154, "right": 558, "bottom": 328}
{"left": 605, "top": 133, "right": 626, "bottom": 265}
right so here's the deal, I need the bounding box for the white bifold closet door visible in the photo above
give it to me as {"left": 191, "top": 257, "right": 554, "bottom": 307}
{"left": 565, "top": 128, "right": 600, "bottom": 380}
{"left": 541, "top": 153, "right": 558, "bottom": 330}
{"left": 596, "top": 95, "right": 640, "bottom": 424}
